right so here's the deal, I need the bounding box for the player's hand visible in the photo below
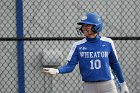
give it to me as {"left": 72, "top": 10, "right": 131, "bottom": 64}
{"left": 43, "top": 68, "right": 59, "bottom": 75}
{"left": 120, "top": 82, "right": 129, "bottom": 93}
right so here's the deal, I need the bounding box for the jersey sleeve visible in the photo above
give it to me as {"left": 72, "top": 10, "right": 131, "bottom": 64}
{"left": 58, "top": 42, "right": 79, "bottom": 74}
{"left": 109, "top": 39, "right": 125, "bottom": 83}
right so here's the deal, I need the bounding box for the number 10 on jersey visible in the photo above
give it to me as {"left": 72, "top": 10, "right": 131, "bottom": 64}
{"left": 90, "top": 59, "right": 101, "bottom": 70}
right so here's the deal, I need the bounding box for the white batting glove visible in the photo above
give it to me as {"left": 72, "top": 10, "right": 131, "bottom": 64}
{"left": 43, "top": 68, "right": 59, "bottom": 75}
{"left": 120, "top": 82, "right": 129, "bottom": 93}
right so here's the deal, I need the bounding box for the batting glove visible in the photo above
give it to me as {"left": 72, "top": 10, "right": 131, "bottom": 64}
{"left": 120, "top": 82, "right": 129, "bottom": 93}
{"left": 43, "top": 68, "right": 59, "bottom": 75}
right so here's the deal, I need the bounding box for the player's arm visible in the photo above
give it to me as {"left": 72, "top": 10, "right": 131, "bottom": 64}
{"left": 109, "top": 39, "right": 129, "bottom": 93}
{"left": 58, "top": 43, "right": 79, "bottom": 74}
{"left": 109, "top": 50, "right": 124, "bottom": 83}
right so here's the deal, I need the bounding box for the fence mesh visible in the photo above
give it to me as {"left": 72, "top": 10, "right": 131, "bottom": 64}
{"left": 0, "top": 0, "right": 17, "bottom": 93}
{"left": 0, "top": 0, "right": 140, "bottom": 93}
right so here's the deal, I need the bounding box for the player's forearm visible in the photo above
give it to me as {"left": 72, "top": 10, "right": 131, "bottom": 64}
{"left": 111, "top": 62, "right": 125, "bottom": 83}
{"left": 58, "top": 63, "right": 76, "bottom": 74}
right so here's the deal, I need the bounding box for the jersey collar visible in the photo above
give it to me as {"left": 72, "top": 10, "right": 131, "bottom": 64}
{"left": 86, "top": 35, "right": 101, "bottom": 43}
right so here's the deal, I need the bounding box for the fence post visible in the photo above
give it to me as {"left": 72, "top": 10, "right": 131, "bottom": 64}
{"left": 16, "top": 0, "right": 25, "bottom": 93}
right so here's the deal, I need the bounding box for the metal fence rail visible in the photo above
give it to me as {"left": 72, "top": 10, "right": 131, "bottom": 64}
{"left": 0, "top": 0, "right": 140, "bottom": 93}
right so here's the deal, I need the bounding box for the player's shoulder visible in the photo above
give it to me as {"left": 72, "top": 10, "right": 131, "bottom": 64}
{"left": 100, "top": 36, "right": 113, "bottom": 44}
{"left": 73, "top": 38, "right": 87, "bottom": 46}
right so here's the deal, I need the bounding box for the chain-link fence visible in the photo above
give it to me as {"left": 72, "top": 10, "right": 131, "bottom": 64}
{"left": 0, "top": 0, "right": 140, "bottom": 93}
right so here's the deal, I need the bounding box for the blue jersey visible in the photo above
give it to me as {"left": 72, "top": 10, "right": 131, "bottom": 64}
{"left": 58, "top": 35, "right": 124, "bottom": 83}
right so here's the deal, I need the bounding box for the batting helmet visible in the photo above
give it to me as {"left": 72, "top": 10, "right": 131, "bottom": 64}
{"left": 77, "top": 12, "right": 103, "bottom": 33}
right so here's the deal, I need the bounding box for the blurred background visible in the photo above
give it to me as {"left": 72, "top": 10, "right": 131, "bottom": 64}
{"left": 0, "top": 0, "right": 140, "bottom": 93}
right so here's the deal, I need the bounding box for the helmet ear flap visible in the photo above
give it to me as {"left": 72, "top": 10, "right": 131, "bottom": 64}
{"left": 92, "top": 25, "right": 97, "bottom": 33}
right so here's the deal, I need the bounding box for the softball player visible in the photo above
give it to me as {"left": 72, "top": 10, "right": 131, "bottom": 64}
{"left": 43, "top": 12, "right": 129, "bottom": 93}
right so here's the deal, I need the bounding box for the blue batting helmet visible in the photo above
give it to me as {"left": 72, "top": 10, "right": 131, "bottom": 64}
{"left": 77, "top": 12, "right": 103, "bottom": 32}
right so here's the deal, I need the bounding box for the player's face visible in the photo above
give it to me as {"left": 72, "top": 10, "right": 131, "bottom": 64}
{"left": 82, "top": 24, "right": 97, "bottom": 38}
